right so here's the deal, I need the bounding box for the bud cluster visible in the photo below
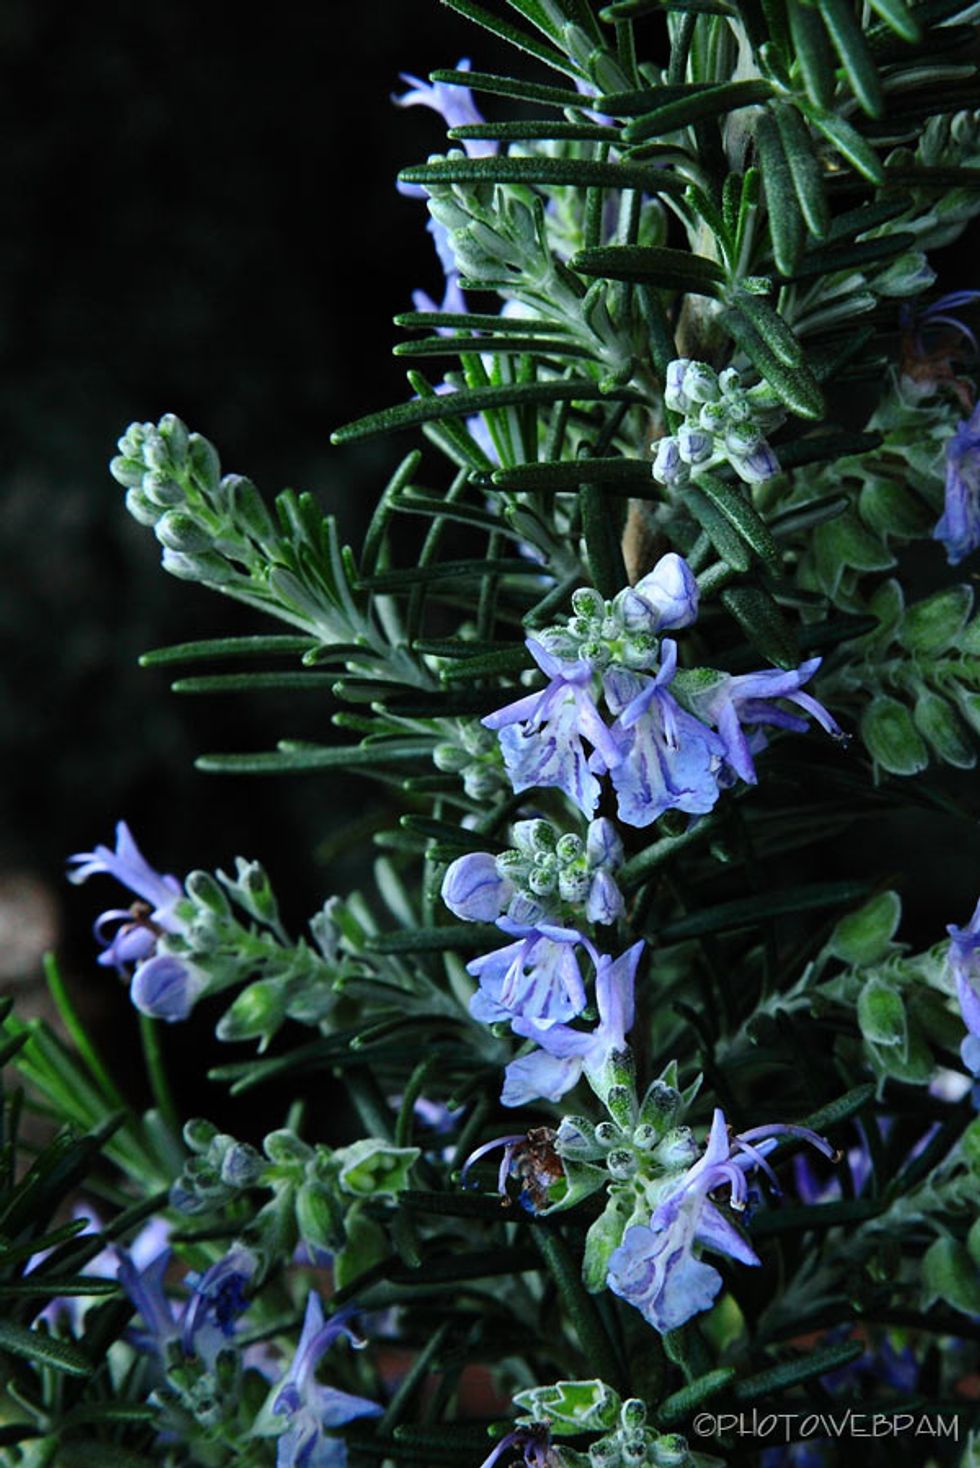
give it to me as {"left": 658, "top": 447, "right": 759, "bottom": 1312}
{"left": 111, "top": 415, "right": 275, "bottom": 587}
{"left": 496, "top": 817, "right": 624, "bottom": 925}
{"left": 652, "top": 359, "right": 781, "bottom": 488}
{"left": 433, "top": 719, "right": 508, "bottom": 800}
{"left": 555, "top": 1072, "right": 699, "bottom": 1206}
{"left": 537, "top": 585, "right": 661, "bottom": 674}
{"left": 171, "top": 1120, "right": 420, "bottom": 1260}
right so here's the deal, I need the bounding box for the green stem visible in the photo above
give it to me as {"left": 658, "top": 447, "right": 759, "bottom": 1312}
{"left": 43, "top": 953, "right": 128, "bottom": 1112}
{"left": 534, "top": 1226, "right": 627, "bottom": 1393}
{"left": 138, "top": 1013, "right": 179, "bottom": 1137}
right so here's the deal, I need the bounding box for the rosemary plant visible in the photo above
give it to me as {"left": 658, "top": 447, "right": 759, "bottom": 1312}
{"left": 3, "top": 2, "right": 980, "bottom": 1466}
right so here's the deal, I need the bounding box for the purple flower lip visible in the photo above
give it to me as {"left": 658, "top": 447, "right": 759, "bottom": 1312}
{"left": 460, "top": 1134, "right": 527, "bottom": 1194}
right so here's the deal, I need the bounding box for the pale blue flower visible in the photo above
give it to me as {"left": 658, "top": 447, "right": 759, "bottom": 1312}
{"left": 68, "top": 820, "right": 182, "bottom": 930}
{"left": 393, "top": 59, "right": 489, "bottom": 146}
{"left": 688, "top": 656, "right": 844, "bottom": 785}
{"left": 501, "top": 941, "right": 642, "bottom": 1107}
{"left": 33, "top": 1209, "right": 170, "bottom": 1330}
{"left": 181, "top": 1244, "right": 257, "bottom": 1362}
{"left": 477, "top": 1425, "right": 555, "bottom": 1468}
{"left": 270, "top": 1293, "right": 381, "bottom": 1468}
{"left": 948, "top": 899, "right": 980, "bottom": 1076}
{"left": 67, "top": 822, "right": 205, "bottom": 1022}
{"left": 114, "top": 1245, "right": 181, "bottom": 1361}
{"left": 596, "top": 646, "right": 725, "bottom": 828}
{"left": 483, "top": 639, "right": 623, "bottom": 817}
{"left": 412, "top": 219, "right": 467, "bottom": 317}
{"left": 468, "top": 921, "right": 594, "bottom": 1028}
{"left": 607, "top": 1111, "right": 835, "bottom": 1332}
{"left": 934, "top": 402, "right": 980, "bottom": 565}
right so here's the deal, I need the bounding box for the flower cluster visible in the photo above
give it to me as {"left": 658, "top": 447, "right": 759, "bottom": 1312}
{"left": 117, "top": 1234, "right": 381, "bottom": 1468}
{"left": 481, "top": 554, "right": 842, "bottom": 827}
{"left": 115, "top": 1238, "right": 257, "bottom": 1370}
{"left": 652, "top": 360, "right": 781, "bottom": 487}
{"left": 255, "top": 1294, "right": 382, "bottom": 1468}
{"left": 442, "top": 817, "right": 624, "bottom": 929}
{"left": 571, "top": 1094, "right": 836, "bottom": 1334}
{"left": 67, "top": 822, "right": 344, "bottom": 1040}
{"left": 67, "top": 821, "right": 205, "bottom": 1021}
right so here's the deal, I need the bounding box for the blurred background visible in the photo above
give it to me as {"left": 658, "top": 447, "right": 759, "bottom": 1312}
{"left": 0, "top": 0, "right": 508, "bottom": 1116}
{"left": 2, "top": 1, "right": 978, "bottom": 1124}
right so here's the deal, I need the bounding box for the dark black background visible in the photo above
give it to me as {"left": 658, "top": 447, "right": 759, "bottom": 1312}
{"left": 3, "top": 3, "right": 978, "bottom": 1123}
{"left": 0, "top": 0, "right": 509, "bottom": 1114}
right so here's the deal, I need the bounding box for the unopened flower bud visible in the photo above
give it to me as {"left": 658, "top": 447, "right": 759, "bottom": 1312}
{"left": 683, "top": 362, "right": 720, "bottom": 403}
{"left": 663, "top": 357, "right": 692, "bottom": 413}
{"left": 652, "top": 436, "right": 687, "bottom": 486}
{"left": 571, "top": 586, "right": 606, "bottom": 622}
{"left": 677, "top": 423, "right": 714, "bottom": 465}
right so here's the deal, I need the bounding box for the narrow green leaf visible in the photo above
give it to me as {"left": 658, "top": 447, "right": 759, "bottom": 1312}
{"left": 589, "top": 83, "right": 714, "bottom": 117}
{"left": 196, "top": 740, "right": 434, "bottom": 775}
{"left": 808, "top": 108, "right": 885, "bottom": 183}
{"left": 140, "top": 634, "right": 315, "bottom": 667}
{"left": 734, "top": 1340, "right": 864, "bottom": 1399}
{"left": 358, "top": 558, "right": 540, "bottom": 592}
{"left": 754, "top": 109, "right": 805, "bottom": 275}
{"left": 622, "top": 80, "right": 773, "bottom": 143}
{"left": 394, "top": 335, "right": 594, "bottom": 360}
{"left": 395, "top": 310, "right": 572, "bottom": 335}
{"left": 868, "top": 0, "right": 921, "bottom": 40}
{"left": 429, "top": 67, "right": 587, "bottom": 110}
{"left": 580, "top": 483, "right": 628, "bottom": 597}
{"left": 492, "top": 457, "right": 655, "bottom": 492}
{"left": 534, "top": 1229, "right": 625, "bottom": 1392}
{"left": 0, "top": 1320, "right": 91, "bottom": 1376}
{"left": 332, "top": 381, "right": 646, "bottom": 446}
{"left": 771, "top": 102, "right": 830, "bottom": 238}
{"left": 449, "top": 120, "right": 616, "bottom": 142}
{"left": 776, "top": 431, "right": 881, "bottom": 471}
{"left": 171, "top": 671, "right": 337, "bottom": 694}
{"left": 378, "top": 1322, "right": 451, "bottom": 1434}
{"left": 655, "top": 879, "right": 870, "bottom": 940}
{"left": 619, "top": 813, "right": 723, "bottom": 891}
{"left": 398, "top": 156, "right": 687, "bottom": 195}
{"left": 0, "top": 1278, "right": 119, "bottom": 1298}
{"left": 441, "top": 0, "right": 581, "bottom": 77}
{"left": 398, "top": 1189, "right": 532, "bottom": 1221}
{"left": 720, "top": 583, "right": 798, "bottom": 668}
{"left": 800, "top": 1082, "right": 876, "bottom": 1134}
{"left": 695, "top": 472, "right": 781, "bottom": 573}
{"left": 684, "top": 486, "right": 752, "bottom": 572}
{"left": 751, "top": 1197, "right": 884, "bottom": 1235}
{"left": 441, "top": 646, "right": 532, "bottom": 680}
{"left": 572, "top": 244, "right": 725, "bottom": 294}
{"left": 721, "top": 309, "right": 824, "bottom": 419}
{"left": 366, "top": 925, "right": 501, "bottom": 954}
{"left": 788, "top": 231, "right": 917, "bottom": 283}
{"left": 602, "top": 0, "right": 732, "bottom": 15}
{"left": 789, "top": 1, "right": 836, "bottom": 109}
{"left": 817, "top": 0, "right": 885, "bottom": 117}
{"left": 732, "top": 290, "right": 804, "bottom": 369}
{"left": 656, "top": 1367, "right": 736, "bottom": 1424}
